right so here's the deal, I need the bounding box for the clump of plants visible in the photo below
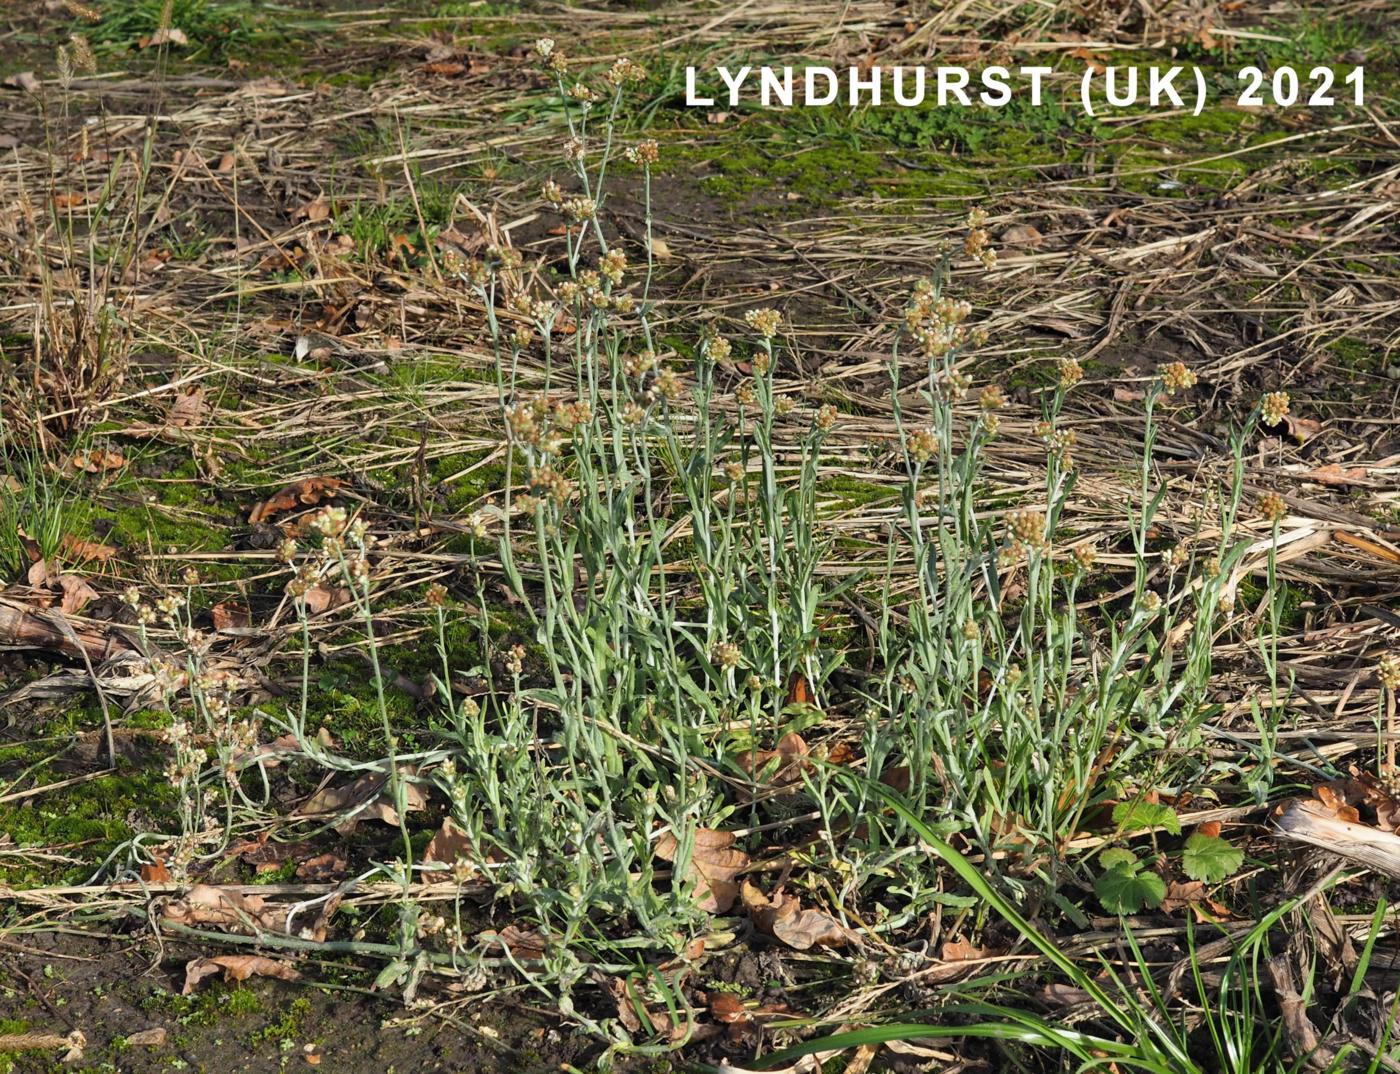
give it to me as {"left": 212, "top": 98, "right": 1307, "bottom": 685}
{"left": 101, "top": 36, "right": 1302, "bottom": 1061}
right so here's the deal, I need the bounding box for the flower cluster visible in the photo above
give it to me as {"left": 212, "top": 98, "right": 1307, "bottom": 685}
{"left": 964, "top": 208, "right": 997, "bottom": 271}
{"left": 1261, "top": 390, "right": 1290, "bottom": 426}
{"left": 1005, "top": 508, "right": 1049, "bottom": 551}
{"left": 604, "top": 57, "right": 647, "bottom": 88}
{"left": 907, "top": 427, "right": 939, "bottom": 463}
{"left": 1379, "top": 654, "right": 1400, "bottom": 691}
{"left": 744, "top": 307, "right": 781, "bottom": 339}
{"left": 1159, "top": 361, "right": 1196, "bottom": 394}
{"left": 625, "top": 139, "right": 660, "bottom": 166}
{"left": 711, "top": 640, "right": 742, "bottom": 670}
{"left": 905, "top": 281, "right": 974, "bottom": 358}
{"left": 1258, "top": 491, "right": 1287, "bottom": 523}
{"left": 1058, "top": 357, "right": 1083, "bottom": 389}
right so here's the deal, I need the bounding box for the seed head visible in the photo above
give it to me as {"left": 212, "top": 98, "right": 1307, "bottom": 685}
{"left": 814, "top": 404, "right": 838, "bottom": 432}
{"left": 907, "top": 427, "right": 939, "bottom": 463}
{"left": 561, "top": 196, "right": 596, "bottom": 222}
{"left": 1159, "top": 361, "right": 1197, "bottom": 394}
{"left": 541, "top": 179, "right": 563, "bottom": 204}
{"left": 707, "top": 336, "right": 732, "bottom": 363}
{"left": 978, "top": 384, "right": 1006, "bottom": 411}
{"left": 1006, "top": 508, "right": 1048, "bottom": 550}
{"left": 1058, "top": 357, "right": 1084, "bottom": 388}
{"left": 735, "top": 380, "right": 756, "bottom": 407}
{"left": 604, "top": 57, "right": 647, "bottom": 87}
{"left": 626, "top": 139, "right": 660, "bottom": 166}
{"left": 600, "top": 248, "right": 627, "bottom": 285}
{"left": 1379, "top": 654, "right": 1400, "bottom": 691}
{"left": 744, "top": 307, "right": 781, "bottom": 339}
{"left": 711, "top": 641, "right": 742, "bottom": 670}
{"left": 1258, "top": 491, "right": 1287, "bottom": 523}
{"left": 533, "top": 38, "right": 555, "bottom": 59}
{"left": 1261, "top": 391, "right": 1290, "bottom": 426}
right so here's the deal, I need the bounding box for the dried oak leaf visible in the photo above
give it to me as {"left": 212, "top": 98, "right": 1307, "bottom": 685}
{"left": 248, "top": 476, "right": 343, "bottom": 524}
{"left": 162, "top": 884, "right": 282, "bottom": 933}
{"left": 301, "top": 583, "right": 351, "bottom": 615}
{"left": 481, "top": 924, "right": 547, "bottom": 961}
{"left": 60, "top": 535, "right": 117, "bottom": 564}
{"left": 139, "top": 27, "right": 189, "bottom": 48}
{"left": 939, "top": 935, "right": 989, "bottom": 962}
{"left": 740, "top": 881, "right": 852, "bottom": 950}
{"left": 69, "top": 448, "right": 125, "bottom": 472}
{"left": 655, "top": 828, "right": 748, "bottom": 913}
{"left": 1282, "top": 414, "right": 1323, "bottom": 443}
{"left": 182, "top": 954, "right": 299, "bottom": 994}
{"left": 423, "top": 817, "right": 476, "bottom": 865}
{"left": 56, "top": 574, "right": 97, "bottom": 615}
{"left": 737, "top": 732, "right": 809, "bottom": 786}
{"left": 167, "top": 388, "right": 206, "bottom": 428}
{"left": 211, "top": 601, "right": 251, "bottom": 632}
{"left": 296, "top": 852, "right": 347, "bottom": 881}
{"left": 293, "top": 769, "right": 427, "bottom": 833}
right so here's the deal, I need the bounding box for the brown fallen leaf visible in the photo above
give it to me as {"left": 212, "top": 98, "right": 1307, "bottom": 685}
{"left": 294, "top": 769, "right": 427, "bottom": 833}
{"left": 139, "top": 27, "right": 189, "bottom": 48}
{"left": 69, "top": 448, "right": 126, "bottom": 472}
{"left": 3, "top": 71, "right": 41, "bottom": 93}
{"left": 26, "top": 557, "right": 53, "bottom": 588}
{"left": 1000, "top": 223, "right": 1044, "bottom": 249}
{"left": 60, "top": 535, "right": 117, "bottom": 564}
{"left": 296, "top": 852, "right": 347, "bottom": 881}
{"left": 211, "top": 601, "right": 252, "bottom": 632}
{"left": 248, "top": 476, "right": 344, "bottom": 524}
{"left": 162, "top": 884, "right": 282, "bottom": 933}
{"left": 481, "top": 924, "right": 548, "bottom": 960}
{"left": 56, "top": 574, "right": 97, "bottom": 615}
{"left": 423, "top": 817, "right": 476, "bottom": 865}
{"left": 1161, "top": 879, "right": 1207, "bottom": 912}
{"left": 423, "top": 61, "right": 467, "bottom": 75}
{"left": 183, "top": 954, "right": 300, "bottom": 994}
{"left": 939, "top": 935, "right": 989, "bottom": 962}
{"left": 126, "top": 1027, "right": 167, "bottom": 1048}
{"left": 293, "top": 196, "right": 331, "bottom": 223}
{"left": 710, "top": 992, "right": 748, "bottom": 1025}
{"left": 741, "top": 881, "right": 852, "bottom": 950}
{"left": 141, "top": 856, "right": 173, "bottom": 884}
{"left": 737, "top": 732, "right": 810, "bottom": 786}
{"left": 167, "top": 388, "right": 207, "bottom": 428}
{"left": 301, "top": 583, "right": 352, "bottom": 615}
{"left": 1282, "top": 414, "right": 1322, "bottom": 443}
{"left": 1306, "top": 463, "right": 1368, "bottom": 486}
{"left": 655, "top": 828, "right": 749, "bottom": 913}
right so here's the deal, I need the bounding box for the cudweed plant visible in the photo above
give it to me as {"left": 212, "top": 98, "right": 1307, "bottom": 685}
{"left": 101, "top": 41, "right": 1303, "bottom": 1049}
{"left": 425, "top": 45, "right": 1294, "bottom": 990}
